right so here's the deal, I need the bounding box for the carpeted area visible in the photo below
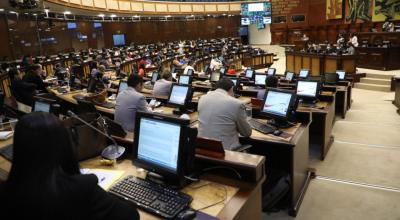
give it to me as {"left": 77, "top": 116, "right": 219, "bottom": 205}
{"left": 256, "top": 44, "right": 400, "bottom": 220}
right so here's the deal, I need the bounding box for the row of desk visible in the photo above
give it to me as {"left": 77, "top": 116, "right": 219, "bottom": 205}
{"left": 0, "top": 72, "right": 353, "bottom": 218}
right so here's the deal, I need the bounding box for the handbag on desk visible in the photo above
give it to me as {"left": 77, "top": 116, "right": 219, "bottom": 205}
{"left": 63, "top": 113, "right": 107, "bottom": 161}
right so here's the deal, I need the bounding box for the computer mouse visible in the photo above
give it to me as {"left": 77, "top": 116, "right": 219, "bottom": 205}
{"left": 176, "top": 208, "right": 197, "bottom": 220}
{"left": 273, "top": 130, "right": 283, "bottom": 136}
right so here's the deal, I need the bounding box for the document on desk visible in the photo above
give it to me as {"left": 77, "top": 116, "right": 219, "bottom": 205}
{"left": 81, "top": 168, "right": 125, "bottom": 190}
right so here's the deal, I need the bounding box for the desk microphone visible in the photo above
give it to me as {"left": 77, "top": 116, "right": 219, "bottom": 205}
{"left": 67, "top": 110, "right": 125, "bottom": 160}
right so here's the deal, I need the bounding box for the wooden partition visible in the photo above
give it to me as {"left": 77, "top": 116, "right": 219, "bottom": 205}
{"left": 286, "top": 51, "right": 357, "bottom": 75}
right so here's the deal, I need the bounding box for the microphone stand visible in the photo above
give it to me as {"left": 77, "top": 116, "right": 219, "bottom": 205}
{"left": 67, "top": 110, "right": 125, "bottom": 160}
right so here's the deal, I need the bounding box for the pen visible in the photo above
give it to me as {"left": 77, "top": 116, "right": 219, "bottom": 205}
{"left": 100, "top": 177, "right": 106, "bottom": 182}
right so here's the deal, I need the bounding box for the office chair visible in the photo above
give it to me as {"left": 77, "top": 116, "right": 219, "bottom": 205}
{"left": 76, "top": 99, "right": 98, "bottom": 115}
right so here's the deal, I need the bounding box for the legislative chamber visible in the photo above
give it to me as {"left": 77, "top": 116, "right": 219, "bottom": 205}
{"left": 0, "top": 0, "right": 399, "bottom": 220}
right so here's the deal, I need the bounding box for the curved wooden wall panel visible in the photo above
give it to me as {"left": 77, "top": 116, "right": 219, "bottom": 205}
{"left": 45, "top": 0, "right": 243, "bottom": 14}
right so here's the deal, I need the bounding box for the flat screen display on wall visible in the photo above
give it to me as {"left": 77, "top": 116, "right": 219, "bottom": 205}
{"left": 241, "top": 2, "right": 272, "bottom": 26}
{"left": 113, "top": 34, "right": 126, "bottom": 46}
{"left": 67, "top": 22, "right": 77, "bottom": 29}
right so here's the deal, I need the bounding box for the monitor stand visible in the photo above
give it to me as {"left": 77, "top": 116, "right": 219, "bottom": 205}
{"left": 299, "top": 98, "right": 318, "bottom": 108}
{"left": 173, "top": 107, "right": 193, "bottom": 116}
{"left": 267, "top": 118, "right": 293, "bottom": 129}
{"left": 146, "top": 171, "right": 166, "bottom": 186}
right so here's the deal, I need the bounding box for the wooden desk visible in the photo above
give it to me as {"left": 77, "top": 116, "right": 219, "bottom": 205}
{"left": 297, "top": 99, "right": 335, "bottom": 160}
{"left": 0, "top": 139, "right": 266, "bottom": 220}
{"left": 323, "top": 83, "right": 350, "bottom": 118}
{"left": 393, "top": 75, "right": 400, "bottom": 115}
{"left": 241, "top": 116, "right": 312, "bottom": 216}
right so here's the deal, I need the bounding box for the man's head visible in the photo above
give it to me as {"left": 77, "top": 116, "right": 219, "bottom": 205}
{"left": 98, "top": 65, "right": 106, "bottom": 73}
{"left": 265, "top": 75, "right": 278, "bottom": 88}
{"left": 161, "top": 70, "right": 172, "bottom": 81}
{"left": 216, "top": 77, "right": 235, "bottom": 97}
{"left": 127, "top": 74, "right": 144, "bottom": 92}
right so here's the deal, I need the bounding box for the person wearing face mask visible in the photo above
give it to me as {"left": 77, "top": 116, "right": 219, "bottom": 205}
{"left": 197, "top": 77, "right": 252, "bottom": 150}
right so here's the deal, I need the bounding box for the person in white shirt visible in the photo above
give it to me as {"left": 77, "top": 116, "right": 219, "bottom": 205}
{"left": 210, "top": 56, "right": 222, "bottom": 71}
{"left": 183, "top": 60, "right": 194, "bottom": 75}
{"left": 349, "top": 32, "right": 358, "bottom": 47}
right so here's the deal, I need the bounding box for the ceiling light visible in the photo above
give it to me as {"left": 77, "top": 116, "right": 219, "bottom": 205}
{"left": 44, "top": 9, "right": 49, "bottom": 13}
{"left": 110, "top": 14, "right": 116, "bottom": 18}
{"left": 64, "top": 11, "right": 71, "bottom": 15}
{"left": 133, "top": 15, "right": 140, "bottom": 18}
{"left": 0, "top": 9, "right": 4, "bottom": 12}
{"left": 98, "top": 14, "right": 105, "bottom": 17}
{"left": 9, "top": 11, "right": 17, "bottom": 14}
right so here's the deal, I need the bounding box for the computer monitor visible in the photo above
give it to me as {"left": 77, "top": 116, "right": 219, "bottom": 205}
{"left": 186, "top": 68, "right": 194, "bottom": 76}
{"left": 285, "top": 72, "right": 294, "bottom": 81}
{"left": 133, "top": 111, "right": 195, "bottom": 187}
{"left": 210, "top": 71, "right": 221, "bottom": 82}
{"left": 167, "top": 84, "right": 192, "bottom": 109}
{"left": 336, "top": 70, "right": 346, "bottom": 80}
{"left": 255, "top": 74, "right": 267, "bottom": 86}
{"left": 245, "top": 69, "right": 255, "bottom": 79}
{"left": 324, "top": 73, "right": 338, "bottom": 85}
{"left": 178, "top": 75, "right": 192, "bottom": 85}
{"left": 220, "top": 67, "right": 226, "bottom": 75}
{"left": 33, "top": 100, "right": 51, "bottom": 113}
{"left": 260, "top": 88, "right": 296, "bottom": 127}
{"left": 230, "top": 77, "right": 240, "bottom": 87}
{"left": 151, "top": 72, "right": 159, "bottom": 84}
{"left": 299, "top": 69, "right": 309, "bottom": 78}
{"left": 266, "top": 68, "right": 276, "bottom": 76}
{"left": 296, "top": 80, "right": 320, "bottom": 101}
{"left": 117, "top": 80, "right": 128, "bottom": 95}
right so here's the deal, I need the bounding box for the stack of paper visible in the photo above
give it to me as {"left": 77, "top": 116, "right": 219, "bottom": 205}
{"left": 0, "top": 131, "right": 13, "bottom": 140}
{"left": 81, "top": 168, "right": 125, "bottom": 190}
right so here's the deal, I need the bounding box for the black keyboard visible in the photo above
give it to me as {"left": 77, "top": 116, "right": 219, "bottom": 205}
{"left": 109, "top": 175, "right": 192, "bottom": 219}
{"left": 249, "top": 118, "right": 276, "bottom": 134}
{"left": 0, "top": 144, "right": 13, "bottom": 161}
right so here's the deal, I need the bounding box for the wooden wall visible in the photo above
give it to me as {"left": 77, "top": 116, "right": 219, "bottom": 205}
{"left": 102, "top": 17, "right": 240, "bottom": 47}
{"left": 270, "top": 0, "right": 386, "bottom": 44}
{"left": 0, "top": 15, "right": 239, "bottom": 60}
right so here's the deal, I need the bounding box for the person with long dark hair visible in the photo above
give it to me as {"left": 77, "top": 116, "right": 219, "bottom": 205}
{"left": 8, "top": 67, "right": 37, "bottom": 106}
{"left": 0, "top": 112, "right": 140, "bottom": 220}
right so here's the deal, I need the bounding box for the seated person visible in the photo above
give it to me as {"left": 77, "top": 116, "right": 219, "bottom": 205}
{"left": 23, "top": 64, "right": 48, "bottom": 92}
{"left": 172, "top": 56, "right": 187, "bottom": 70}
{"left": 227, "top": 64, "right": 236, "bottom": 75}
{"left": 153, "top": 71, "right": 173, "bottom": 97}
{"left": 210, "top": 56, "right": 222, "bottom": 71}
{"left": 0, "top": 112, "right": 139, "bottom": 220}
{"left": 115, "top": 74, "right": 150, "bottom": 132}
{"left": 8, "top": 68, "right": 37, "bottom": 106}
{"left": 138, "top": 63, "right": 145, "bottom": 77}
{"left": 257, "top": 75, "right": 278, "bottom": 99}
{"left": 198, "top": 78, "right": 252, "bottom": 150}
{"left": 183, "top": 60, "right": 194, "bottom": 75}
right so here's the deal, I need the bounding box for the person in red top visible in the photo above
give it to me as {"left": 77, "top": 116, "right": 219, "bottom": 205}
{"left": 138, "top": 57, "right": 147, "bottom": 70}
{"left": 138, "top": 63, "right": 145, "bottom": 77}
{"left": 227, "top": 64, "right": 236, "bottom": 75}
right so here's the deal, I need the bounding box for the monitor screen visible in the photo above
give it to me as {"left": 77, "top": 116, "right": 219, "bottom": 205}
{"left": 67, "top": 22, "right": 77, "bottom": 29}
{"left": 241, "top": 18, "right": 251, "bottom": 26}
{"left": 245, "top": 69, "right": 254, "bottom": 78}
{"left": 179, "top": 75, "right": 190, "bottom": 85}
{"left": 262, "top": 90, "right": 293, "bottom": 117}
{"left": 285, "top": 72, "right": 294, "bottom": 81}
{"left": 168, "top": 85, "right": 189, "bottom": 106}
{"left": 118, "top": 81, "right": 128, "bottom": 95}
{"left": 137, "top": 117, "right": 181, "bottom": 172}
{"left": 266, "top": 68, "right": 276, "bottom": 76}
{"left": 113, "top": 34, "right": 125, "bottom": 46}
{"left": 151, "top": 72, "right": 159, "bottom": 83}
{"left": 210, "top": 72, "right": 221, "bottom": 82}
{"left": 220, "top": 67, "right": 226, "bottom": 75}
{"left": 255, "top": 74, "right": 267, "bottom": 86}
{"left": 231, "top": 78, "right": 238, "bottom": 86}
{"left": 297, "top": 81, "right": 318, "bottom": 98}
{"left": 186, "top": 69, "right": 194, "bottom": 76}
{"left": 336, "top": 70, "right": 345, "bottom": 80}
{"left": 34, "top": 101, "right": 51, "bottom": 112}
{"left": 93, "top": 22, "right": 102, "bottom": 28}
{"left": 299, "top": 69, "right": 309, "bottom": 78}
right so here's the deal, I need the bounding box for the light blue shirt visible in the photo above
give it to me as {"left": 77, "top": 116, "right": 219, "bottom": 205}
{"left": 115, "top": 87, "right": 150, "bottom": 132}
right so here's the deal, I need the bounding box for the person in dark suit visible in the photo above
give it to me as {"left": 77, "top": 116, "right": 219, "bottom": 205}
{"left": 8, "top": 68, "right": 37, "bottom": 106}
{"left": 0, "top": 112, "right": 140, "bottom": 220}
{"left": 23, "top": 64, "right": 48, "bottom": 92}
